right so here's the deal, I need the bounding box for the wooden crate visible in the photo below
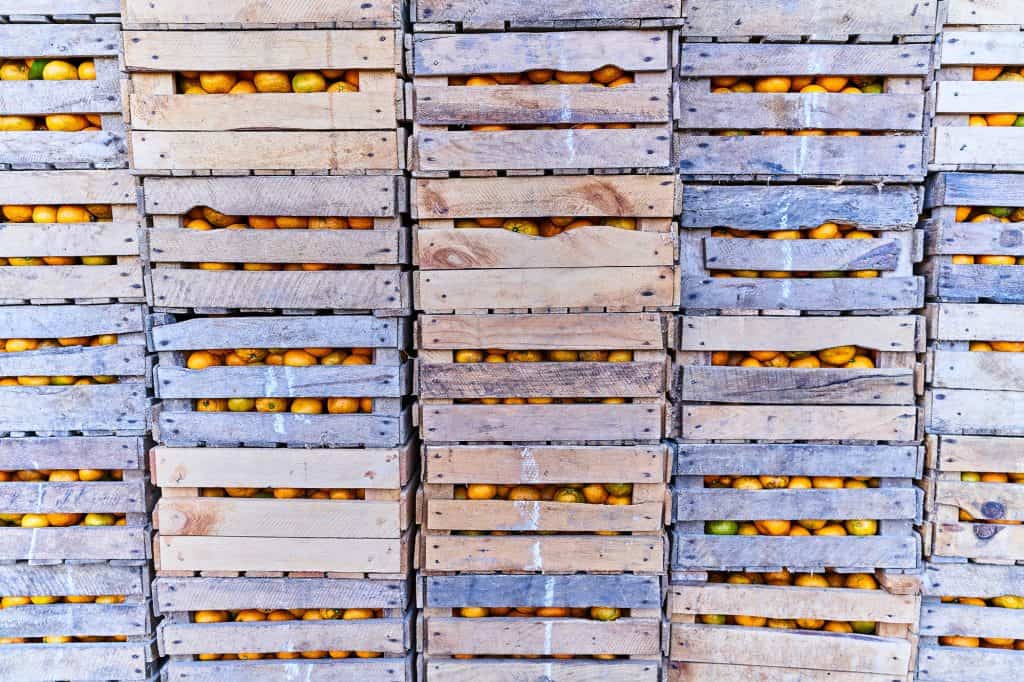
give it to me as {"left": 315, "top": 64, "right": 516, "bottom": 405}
{"left": 0, "top": 0, "right": 120, "bottom": 22}
{"left": 151, "top": 441, "right": 415, "bottom": 576}
{"left": 413, "top": 174, "right": 677, "bottom": 313}
{"left": 418, "top": 574, "right": 663, "bottom": 681}
{"left": 412, "top": 0, "right": 681, "bottom": 30}
{"left": 419, "top": 443, "right": 668, "bottom": 574}
{"left": 675, "top": 315, "right": 924, "bottom": 442}
{"left": 123, "top": 0, "right": 404, "bottom": 29}
{"left": 0, "top": 563, "right": 156, "bottom": 681}
{"left": 923, "top": 435, "right": 1024, "bottom": 564}
{"left": 674, "top": 42, "right": 932, "bottom": 181}
{"left": 932, "top": 2, "right": 1024, "bottom": 171}
{"left": 0, "top": 170, "right": 143, "bottom": 305}
{"left": 679, "top": 184, "right": 925, "bottom": 313}
{"left": 409, "top": 30, "right": 673, "bottom": 174}
{"left": 918, "top": 563, "right": 1024, "bottom": 681}
{"left": 0, "top": 435, "right": 150, "bottom": 564}
{"left": 680, "top": 0, "right": 937, "bottom": 41}
{"left": 924, "top": 173, "right": 1024, "bottom": 303}
{"left": 142, "top": 175, "right": 409, "bottom": 314}
{"left": 417, "top": 312, "right": 668, "bottom": 444}
{"left": 0, "top": 304, "right": 148, "bottom": 436}
{"left": 0, "top": 24, "right": 126, "bottom": 169}
{"left": 668, "top": 572, "right": 921, "bottom": 681}
{"left": 673, "top": 442, "right": 923, "bottom": 572}
{"left": 926, "top": 302, "right": 1024, "bottom": 436}
{"left": 124, "top": 29, "right": 404, "bottom": 173}
{"left": 154, "top": 576, "right": 412, "bottom": 681}
{"left": 150, "top": 314, "right": 411, "bottom": 447}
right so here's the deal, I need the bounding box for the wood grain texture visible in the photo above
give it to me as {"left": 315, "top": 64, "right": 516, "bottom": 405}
{"left": 0, "top": 526, "right": 147, "bottom": 561}
{"left": 934, "top": 480, "right": 1024, "bottom": 521}
{"left": 419, "top": 313, "right": 666, "bottom": 350}
{"left": 680, "top": 366, "right": 915, "bottom": 405}
{"left": 156, "top": 535, "right": 405, "bottom": 573}
{"left": 0, "top": 344, "right": 145, "bottom": 377}
{"left": 0, "top": 602, "right": 150, "bottom": 638}
{"left": 0, "top": 480, "right": 146, "bottom": 514}
{"left": 0, "top": 222, "right": 140, "bottom": 257}
{"left": 154, "top": 576, "right": 407, "bottom": 613}
{"left": 420, "top": 361, "right": 664, "bottom": 399}
{"left": 702, "top": 237, "right": 902, "bottom": 272}
{"left": 0, "top": 25, "right": 121, "bottom": 58}
{"left": 0, "top": 0, "right": 119, "bottom": 13}
{"left": 927, "top": 172, "right": 1024, "bottom": 209}
{"left": 929, "top": 435, "right": 1024, "bottom": 474}
{"left": 931, "top": 350, "right": 1024, "bottom": 391}
{"left": 681, "top": 276, "right": 923, "bottom": 311}
{"left": 0, "top": 563, "right": 147, "bottom": 598}
{"left": 160, "top": 617, "right": 408, "bottom": 655}
{"left": 674, "top": 443, "right": 921, "bottom": 478}
{"left": 0, "top": 80, "right": 120, "bottom": 116}
{"left": 426, "top": 616, "right": 660, "bottom": 656}
{"left": 936, "top": 81, "right": 1024, "bottom": 114}
{"left": 423, "top": 534, "right": 663, "bottom": 573}
{"left": 933, "top": 128, "right": 1024, "bottom": 169}
{"left": 917, "top": 645, "right": 1020, "bottom": 682}
{"left": 428, "top": 659, "right": 658, "bottom": 682}
{"left": 157, "top": 364, "right": 407, "bottom": 399}
{"left": 0, "top": 642, "right": 154, "bottom": 682}
{"left": 934, "top": 263, "right": 1024, "bottom": 303}
{"left": 427, "top": 499, "right": 663, "bottom": 532}
{"left": 941, "top": 30, "right": 1024, "bottom": 66}
{"left": 674, "top": 488, "right": 919, "bottom": 521}
{"left": 0, "top": 304, "right": 144, "bottom": 339}
{"left": 125, "top": 0, "right": 401, "bottom": 25}
{"left": 161, "top": 658, "right": 412, "bottom": 682}
{"left": 670, "top": 661, "right": 899, "bottom": 682}
{"left": 0, "top": 131, "right": 127, "bottom": 169}
{"left": 0, "top": 263, "right": 144, "bottom": 301}
{"left": 677, "top": 315, "right": 920, "bottom": 351}
{"left": 919, "top": 562, "right": 1024, "bottom": 598}
{"left": 929, "top": 303, "right": 1024, "bottom": 341}
{"left": 0, "top": 170, "right": 135, "bottom": 205}
{"left": 673, "top": 534, "right": 920, "bottom": 570}
{"left": 679, "top": 92, "right": 922, "bottom": 131}
{"left": 932, "top": 520, "right": 1024, "bottom": 563}
{"left": 0, "top": 384, "right": 148, "bottom": 432}
{"left": 944, "top": 0, "right": 1019, "bottom": 25}
{"left": 930, "top": 388, "right": 1024, "bottom": 435}
{"left": 151, "top": 315, "right": 401, "bottom": 351}
{"left": 681, "top": 43, "right": 932, "bottom": 77}
{"left": 423, "top": 574, "right": 662, "bottom": 608}
{"left": 680, "top": 0, "right": 937, "bottom": 36}
{"left": 929, "top": 219, "right": 1024, "bottom": 256}
{"left": 421, "top": 403, "right": 663, "bottom": 442}
{"left": 415, "top": 0, "right": 681, "bottom": 23}
{"left": 682, "top": 404, "right": 917, "bottom": 440}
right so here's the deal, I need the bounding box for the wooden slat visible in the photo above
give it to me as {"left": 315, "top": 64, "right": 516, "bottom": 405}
{"left": 419, "top": 361, "right": 664, "bottom": 399}
{"left": 0, "top": 303, "right": 143, "bottom": 338}
{"left": 0, "top": 170, "right": 135, "bottom": 205}
{"left": 0, "top": 527, "right": 147, "bottom": 561}
{"left": 0, "top": 480, "right": 145, "bottom": 514}
{"left": 930, "top": 388, "right": 1024, "bottom": 435}
{"left": 919, "top": 562, "right": 1024, "bottom": 598}
{"left": 0, "top": 602, "right": 149, "bottom": 638}
{"left": 0, "top": 25, "right": 121, "bottom": 58}
{"left": 160, "top": 618, "right": 407, "bottom": 655}
{"left": 678, "top": 315, "right": 920, "bottom": 351}
{"left": 154, "top": 576, "right": 407, "bottom": 612}
{"left": 945, "top": 0, "right": 1019, "bottom": 25}
{"left": 932, "top": 351, "right": 1024, "bottom": 391}
{"left": 123, "top": 30, "right": 397, "bottom": 71}
{"left": 933, "top": 128, "right": 1024, "bottom": 169}
{"left": 421, "top": 403, "right": 663, "bottom": 442}
{"left": 0, "top": 81, "right": 120, "bottom": 116}
{"left": 162, "top": 658, "right": 411, "bottom": 682}
{"left": 682, "top": 404, "right": 917, "bottom": 440}
{"left": 927, "top": 173, "right": 1024, "bottom": 209}
{"left": 680, "top": 0, "right": 936, "bottom": 36}
{"left": 681, "top": 276, "right": 922, "bottom": 311}
{"left": 0, "top": 344, "right": 145, "bottom": 377}
{"left": 702, "top": 237, "right": 902, "bottom": 272}
{"left": 935, "top": 263, "right": 1024, "bottom": 303}
{"left": 929, "top": 219, "right": 1024, "bottom": 256}
{"left": 423, "top": 574, "right": 662, "bottom": 608}
{"left": 936, "top": 81, "right": 1024, "bottom": 115}
{"left": 674, "top": 443, "right": 921, "bottom": 478}
{"left": 156, "top": 535, "right": 404, "bottom": 573}
{"left": 941, "top": 30, "right": 1024, "bottom": 66}
{"left": 427, "top": 499, "right": 663, "bottom": 532}
{"left": 419, "top": 312, "right": 666, "bottom": 350}
{"left": 933, "top": 520, "right": 1024, "bottom": 561}
{"left": 930, "top": 435, "right": 1024, "bottom": 474}
{"left": 670, "top": 662, "right": 899, "bottom": 682}
{"left": 0, "top": 563, "right": 146, "bottom": 597}
{"left": 423, "top": 534, "right": 663, "bottom": 573}
{"left": 156, "top": 410, "right": 408, "bottom": 448}
{"left": 151, "top": 315, "right": 400, "bottom": 351}
{"left": 921, "top": 601, "right": 1024, "bottom": 640}
{"left": 125, "top": 0, "right": 399, "bottom": 25}
{"left": 0, "top": 384, "right": 148, "bottom": 432}
{"left": 679, "top": 93, "right": 922, "bottom": 131}
{"left": 0, "top": 222, "right": 140, "bottom": 257}
{"left": 674, "top": 488, "right": 918, "bottom": 521}
{"left": 681, "top": 366, "right": 915, "bottom": 405}
{"left": 917, "top": 645, "right": 1021, "bottom": 682}
{"left": 156, "top": 364, "right": 405, "bottom": 399}
{"left": 680, "top": 43, "right": 932, "bottom": 77}
{"left": 429, "top": 659, "right": 658, "bottom": 682}
{"left": 415, "top": 0, "right": 681, "bottom": 23}
{"left": 0, "top": 0, "right": 119, "bottom": 14}
{"left": 0, "top": 131, "right": 127, "bottom": 169}
{"left": 426, "top": 616, "right": 660, "bottom": 656}
{"left": 673, "top": 534, "right": 920, "bottom": 570}
{"left": 0, "top": 264, "right": 143, "bottom": 301}
{"left": 930, "top": 303, "right": 1024, "bottom": 341}
{"left": 0, "top": 642, "right": 153, "bottom": 682}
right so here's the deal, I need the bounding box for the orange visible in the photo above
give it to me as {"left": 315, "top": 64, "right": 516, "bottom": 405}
{"left": 973, "top": 66, "right": 1004, "bottom": 81}
{"left": 986, "top": 113, "right": 1018, "bottom": 126}
{"left": 555, "top": 71, "right": 591, "bottom": 84}
{"left": 187, "top": 350, "right": 221, "bottom": 370}
{"left": 283, "top": 349, "right": 317, "bottom": 366}
{"left": 467, "top": 484, "right": 497, "bottom": 500}
{"left": 527, "top": 70, "right": 554, "bottom": 83}
{"left": 814, "top": 524, "right": 847, "bottom": 536}
{"left": 199, "top": 72, "right": 237, "bottom": 93}
{"left": 800, "top": 84, "right": 828, "bottom": 93}
{"left": 808, "top": 222, "right": 840, "bottom": 239}
{"left": 753, "top": 520, "right": 791, "bottom": 536}
{"left": 255, "top": 398, "right": 287, "bottom": 412}
{"left": 754, "top": 77, "right": 791, "bottom": 93}
{"left": 969, "top": 115, "right": 988, "bottom": 127}
{"left": 592, "top": 66, "right": 624, "bottom": 84}
{"left": 815, "top": 76, "right": 849, "bottom": 92}
{"left": 290, "top": 398, "right": 323, "bottom": 414}
{"left": 254, "top": 72, "right": 291, "bottom": 92}
{"left": 327, "top": 398, "right": 359, "bottom": 414}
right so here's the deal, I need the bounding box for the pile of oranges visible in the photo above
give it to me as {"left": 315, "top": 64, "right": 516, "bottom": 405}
{"left": 454, "top": 216, "right": 636, "bottom": 236}
{"left": 968, "top": 66, "right": 1024, "bottom": 127}
{"left": 957, "top": 471, "right": 1024, "bottom": 525}
{"left": 703, "top": 476, "right": 880, "bottom": 538}
{"left": 191, "top": 607, "right": 382, "bottom": 661}
{"left": 939, "top": 595, "right": 1024, "bottom": 649}
{"left": 969, "top": 341, "right": 1024, "bottom": 352}
{"left": 708, "top": 225, "right": 880, "bottom": 278}
{"left": 709, "top": 75, "right": 883, "bottom": 136}
{"left": 0, "top": 58, "right": 102, "bottom": 132}
{"left": 0, "top": 595, "right": 127, "bottom": 645}
{"left": 175, "top": 70, "right": 361, "bottom": 95}
{"left": 0, "top": 336, "right": 119, "bottom": 386}
{"left": 0, "top": 467, "right": 127, "bottom": 528}
{"left": 449, "top": 67, "right": 635, "bottom": 131}
{"left": 187, "top": 346, "right": 373, "bottom": 415}
{"left": 711, "top": 346, "right": 877, "bottom": 369}
{"left": 198, "top": 487, "right": 364, "bottom": 499}
{"left": 453, "top": 348, "right": 634, "bottom": 405}
{"left": 951, "top": 206, "right": 1024, "bottom": 265}
{"left": 700, "top": 571, "right": 882, "bottom": 634}
{"left": 451, "top": 605, "right": 623, "bottom": 660}
{"left": 1, "top": 204, "right": 115, "bottom": 267}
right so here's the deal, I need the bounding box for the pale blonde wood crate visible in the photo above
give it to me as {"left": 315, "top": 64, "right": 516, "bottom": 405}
{"left": 679, "top": 0, "right": 938, "bottom": 41}
{"left": 418, "top": 574, "right": 663, "bottom": 681}
{"left": 932, "top": 0, "right": 1024, "bottom": 171}
{"left": 679, "top": 184, "right": 925, "bottom": 313}
{"left": 0, "top": 563, "right": 157, "bottom": 681}
{"left": 412, "top": 0, "right": 682, "bottom": 30}
{"left": 409, "top": 30, "right": 673, "bottom": 174}
{"left": 0, "top": 24, "right": 126, "bottom": 169}
{"left": 153, "top": 577, "right": 413, "bottom": 681}
{"left": 418, "top": 443, "right": 669, "bottom": 574}
{"left": 917, "top": 563, "right": 1024, "bottom": 681}
{"left": 413, "top": 174, "right": 678, "bottom": 313}
{"left": 122, "top": 0, "right": 404, "bottom": 29}
{"left": 142, "top": 175, "right": 409, "bottom": 314}
{"left": 417, "top": 312, "right": 669, "bottom": 444}
{"left": 0, "top": 1, "right": 120, "bottom": 22}
{"left": 923, "top": 173, "right": 1024, "bottom": 303}
{"left": 0, "top": 304, "right": 149, "bottom": 436}
{"left": 123, "top": 29, "right": 404, "bottom": 173}
{"left": 0, "top": 170, "right": 143, "bottom": 305}
{"left": 668, "top": 571, "right": 921, "bottom": 682}
{"left": 149, "top": 313, "right": 411, "bottom": 448}
{"left": 674, "top": 42, "right": 933, "bottom": 181}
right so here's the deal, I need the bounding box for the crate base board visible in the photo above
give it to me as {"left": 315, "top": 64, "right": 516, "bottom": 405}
{"left": 928, "top": 521, "right": 1024, "bottom": 564}
{"left": 669, "top": 661, "right": 909, "bottom": 682}
{"left": 917, "top": 644, "right": 1020, "bottom": 682}
{"left": 673, "top": 534, "right": 921, "bottom": 572}
{"left": 0, "top": 639, "right": 157, "bottom": 681}
{"left": 424, "top": 657, "right": 660, "bottom": 681}
{"left": 162, "top": 655, "right": 413, "bottom": 682}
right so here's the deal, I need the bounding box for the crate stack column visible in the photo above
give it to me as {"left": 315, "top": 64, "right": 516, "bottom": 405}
{"left": 0, "top": 3, "right": 154, "bottom": 680}
{"left": 410, "top": 1, "right": 680, "bottom": 679}
{"left": 121, "top": 1, "right": 415, "bottom": 679}
{"left": 918, "top": 5, "right": 1024, "bottom": 677}
{"left": 669, "top": 2, "right": 935, "bottom": 679}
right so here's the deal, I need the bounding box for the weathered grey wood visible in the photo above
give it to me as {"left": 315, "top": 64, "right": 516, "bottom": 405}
{"left": 0, "top": 602, "right": 149, "bottom": 638}
{"left": 680, "top": 0, "right": 937, "bottom": 37}
{"left": 681, "top": 366, "right": 915, "bottom": 405}
{"left": 421, "top": 403, "right": 662, "bottom": 442}
{"left": 427, "top": 616, "right": 660, "bottom": 656}
{"left": 936, "top": 263, "right": 1024, "bottom": 302}
{"left": 154, "top": 577, "right": 407, "bottom": 613}
{"left": 927, "top": 172, "right": 1024, "bottom": 209}
{"left": 0, "top": 80, "right": 120, "bottom": 116}
{"left": 681, "top": 43, "right": 931, "bottom": 76}
{"left": 0, "top": 263, "right": 143, "bottom": 301}
{"left": 930, "top": 220, "right": 1024, "bottom": 256}
{"left": 0, "top": 304, "right": 144, "bottom": 337}
{"left": 0, "top": 131, "right": 127, "bottom": 169}
{"left": 935, "top": 81, "right": 1024, "bottom": 114}
{"left": 0, "top": 480, "right": 145, "bottom": 513}
{"left": 428, "top": 498, "right": 662, "bottom": 532}
{"left": 932, "top": 350, "right": 1024, "bottom": 391}
{"left": 0, "top": 344, "right": 145, "bottom": 377}
{"left": 674, "top": 488, "right": 918, "bottom": 521}
{"left": 423, "top": 574, "right": 661, "bottom": 608}
{"left": 674, "top": 443, "right": 920, "bottom": 478}
{"left": 413, "top": 31, "right": 669, "bottom": 75}
{"left": 673, "top": 534, "right": 920, "bottom": 570}
{"left": 419, "top": 361, "right": 664, "bottom": 399}
{"left": 150, "top": 229, "right": 401, "bottom": 265}
{"left": 921, "top": 601, "right": 1024, "bottom": 640}
{"left": 670, "top": 662, "right": 898, "bottom": 682}
{"left": 162, "top": 657, "right": 412, "bottom": 682}
{"left": 0, "top": 170, "right": 135, "bottom": 206}
{"left": 944, "top": 0, "right": 1019, "bottom": 25}
{"left": 0, "top": 25, "right": 121, "bottom": 57}
{"left": 0, "top": 563, "right": 147, "bottom": 597}
{"left": 419, "top": 312, "right": 666, "bottom": 350}
{"left": 144, "top": 176, "right": 400, "bottom": 217}
{"left": 678, "top": 315, "right": 921, "bottom": 352}
{"left": 919, "top": 563, "right": 1024, "bottom": 597}
{"left": 0, "top": 527, "right": 147, "bottom": 561}
{"left": 424, "top": 534, "right": 663, "bottom": 573}
{"left": 0, "top": 0, "right": 119, "bottom": 14}
{"left": 681, "top": 276, "right": 923, "bottom": 311}
{"left": 0, "top": 384, "right": 148, "bottom": 432}
{"left": 124, "top": 0, "right": 401, "bottom": 26}
{"left": 156, "top": 364, "right": 406, "bottom": 399}
{"left": 933, "top": 128, "right": 1024, "bottom": 170}
{"left": 416, "top": 0, "right": 680, "bottom": 23}
{"left": 934, "top": 480, "right": 1024, "bottom": 521}
{"left": 917, "top": 644, "right": 1021, "bottom": 682}
{"left": 929, "top": 302, "right": 1024, "bottom": 341}
{"left": 160, "top": 617, "right": 408, "bottom": 655}
{"left": 151, "top": 315, "right": 400, "bottom": 351}
{"left": 928, "top": 435, "right": 1024, "bottom": 475}
{"left": 702, "top": 237, "right": 902, "bottom": 272}
{"left": 675, "top": 135, "right": 925, "bottom": 179}
{"left": 427, "top": 659, "right": 658, "bottom": 682}
{"left": 941, "top": 30, "right": 1024, "bottom": 66}
{"left": 0, "top": 222, "right": 139, "bottom": 257}
{"left": 682, "top": 184, "right": 919, "bottom": 231}
{"left": 682, "top": 404, "right": 917, "bottom": 441}
{"left": 679, "top": 93, "right": 922, "bottom": 131}
{"left": 0, "top": 641, "right": 154, "bottom": 682}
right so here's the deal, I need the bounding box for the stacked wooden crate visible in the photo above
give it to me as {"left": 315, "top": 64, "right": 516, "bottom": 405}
{"left": 121, "top": 1, "right": 415, "bottom": 678}
{"left": 0, "top": 6, "right": 155, "bottom": 679}
{"left": 670, "top": 3, "right": 934, "bottom": 679}
{"left": 410, "top": 2, "right": 678, "bottom": 679}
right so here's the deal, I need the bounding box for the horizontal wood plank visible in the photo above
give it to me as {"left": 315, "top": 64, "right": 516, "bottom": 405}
{"left": 680, "top": 366, "right": 915, "bottom": 405}
{"left": 427, "top": 499, "right": 663, "bottom": 532}
{"left": 426, "top": 616, "right": 660, "bottom": 656}
{"left": 681, "top": 276, "right": 923, "bottom": 311}
{"left": 0, "top": 480, "right": 145, "bottom": 514}
{"left": 421, "top": 403, "right": 663, "bottom": 442}
{"left": 679, "top": 92, "right": 922, "bottom": 131}
{"left": 0, "top": 131, "right": 127, "bottom": 169}
{"left": 678, "top": 315, "right": 920, "bottom": 351}
{"left": 161, "top": 658, "right": 411, "bottom": 682}
{"left": 929, "top": 388, "right": 1024, "bottom": 435}
{"left": 0, "top": 222, "right": 139, "bottom": 257}
{"left": 941, "top": 30, "right": 1024, "bottom": 66}
{"left": 0, "top": 25, "right": 121, "bottom": 58}
{"left": 0, "top": 602, "right": 149, "bottom": 638}
{"left": 419, "top": 312, "right": 666, "bottom": 350}
{"left": 0, "top": 303, "right": 143, "bottom": 337}
{"left": 0, "top": 263, "right": 143, "bottom": 301}
{"left": 929, "top": 219, "right": 1024, "bottom": 256}
{"left": 157, "top": 535, "right": 404, "bottom": 573}
{"left": 674, "top": 443, "right": 920, "bottom": 478}
{"left": 0, "top": 526, "right": 147, "bottom": 561}
{"left": 0, "top": 344, "right": 145, "bottom": 377}
{"left": 151, "top": 227, "right": 403, "bottom": 265}
{"left": 680, "top": 0, "right": 936, "bottom": 36}
{"left": 673, "top": 534, "right": 920, "bottom": 570}
{"left": 921, "top": 601, "right": 1024, "bottom": 640}
{"left": 927, "top": 173, "right": 1024, "bottom": 209}
{"left": 0, "top": 642, "right": 153, "bottom": 681}
{"left": 931, "top": 350, "right": 1024, "bottom": 391}
{"left": 0, "top": 80, "right": 120, "bottom": 116}
{"left": 429, "top": 659, "right": 658, "bottom": 682}
{"left": 416, "top": 0, "right": 680, "bottom": 23}
{"left": 936, "top": 81, "right": 1024, "bottom": 115}
{"left": 423, "top": 574, "right": 662, "bottom": 608}
{"left": 0, "top": 170, "right": 135, "bottom": 206}
{"left": 933, "top": 128, "right": 1024, "bottom": 169}
{"left": 930, "top": 435, "right": 1024, "bottom": 474}
{"left": 424, "top": 534, "right": 663, "bottom": 573}
{"left": 420, "top": 361, "right": 664, "bottom": 399}
{"left": 160, "top": 618, "right": 407, "bottom": 655}
{"left": 702, "top": 236, "right": 902, "bottom": 272}
{"left": 674, "top": 488, "right": 918, "bottom": 521}
{"left": 680, "top": 43, "right": 932, "bottom": 76}
{"left": 151, "top": 315, "right": 400, "bottom": 351}
{"left": 154, "top": 576, "right": 407, "bottom": 613}
{"left": 125, "top": 0, "right": 399, "bottom": 25}
{"left": 0, "top": 384, "right": 148, "bottom": 432}
{"left": 0, "top": 563, "right": 146, "bottom": 597}
{"left": 682, "top": 404, "right": 917, "bottom": 440}
{"left": 917, "top": 645, "right": 1021, "bottom": 682}
{"left": 156, "top": 364, "right": 406, "bottom": 399}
